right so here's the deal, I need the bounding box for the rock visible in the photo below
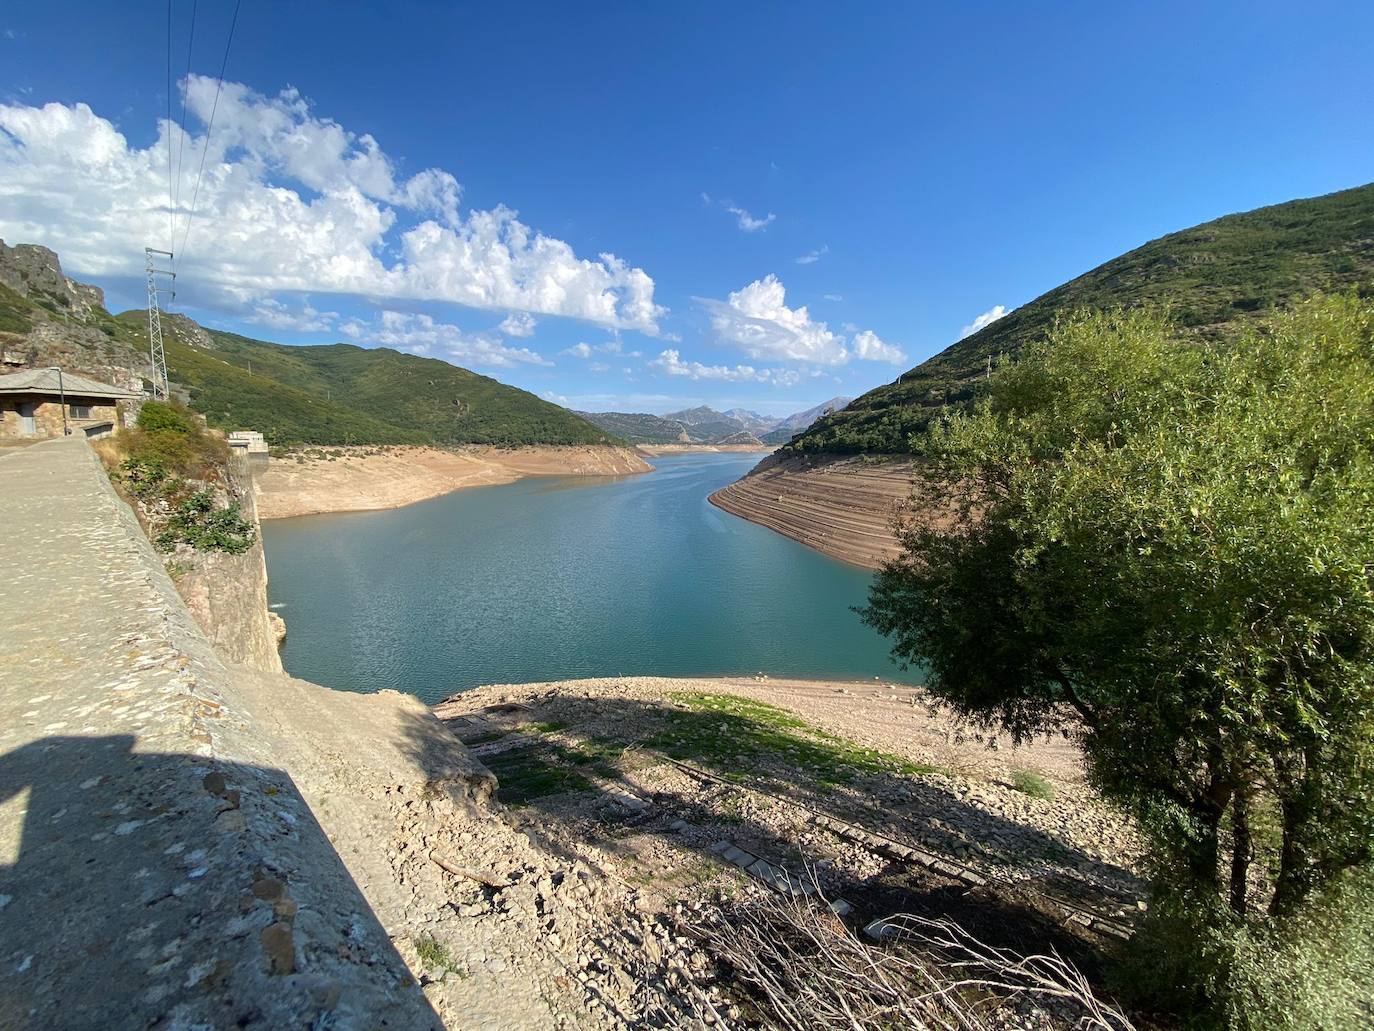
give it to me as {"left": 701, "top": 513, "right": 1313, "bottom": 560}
{"left": 213, "top": 809, "right": 246, "bottom": 834}
{"left": 259, "top": 922, "right": 295, "bottom": 975}
{"left": 251, "top": 877, "right": 286, "bottom": 902}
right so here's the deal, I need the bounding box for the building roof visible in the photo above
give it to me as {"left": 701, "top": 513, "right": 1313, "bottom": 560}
{"left": 0, "top": 368, "right": 141, "bottom": 400}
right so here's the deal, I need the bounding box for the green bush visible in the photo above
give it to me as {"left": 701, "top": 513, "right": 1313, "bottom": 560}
{"left": 136, "top": 400, "right": 199, "bottom": 435}
{"left": 155, "top": 491, "right": 256, "bottom": 554}
{"left": 1009, "top": 769, "right": 1056, "bottom": 801}
{"left": 118, "top": 455, "right": 173, "bottom": 499}
{"left": 123, "top": 402, "right": 228, "bottom": 479}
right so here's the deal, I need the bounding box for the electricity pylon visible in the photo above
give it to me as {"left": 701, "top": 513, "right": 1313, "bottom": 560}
{"left": 144, "top": 248, "right": 175, "bottom": 400}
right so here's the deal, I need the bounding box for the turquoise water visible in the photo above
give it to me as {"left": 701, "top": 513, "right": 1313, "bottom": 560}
{"left": 262, "top": 452, "right": 911, "bottom": 704}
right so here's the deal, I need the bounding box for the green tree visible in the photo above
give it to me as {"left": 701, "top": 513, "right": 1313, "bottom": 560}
{"left": 862, "top": 298, "right": 1374, "bottom": 1025}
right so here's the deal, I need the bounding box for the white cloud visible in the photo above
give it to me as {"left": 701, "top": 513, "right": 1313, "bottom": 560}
{"left": 725, "top": 204, "right": 775, "bottom": 233}
{"left": 823, "top": 293, "right": 843, "bottom": 301}
{"left": 561, "top": 339, "right": 624, "bottom": 359}
{"left": 0, "top": 80, "right": 664, "bottom": 333}
{"left": 344, "top": 310, "right": 551, "bottom": 368}
{"left": 247, "top": 297, "right": 338, "bottom": 333}
{"left": 795, "top": 245, "right": 828, "bottom": 265}
{"left": 587, "top": 361, "right": 611, "bottom": 373}
{"left": 700, "top": 274, "right": 849, "bottom": 365}
{"left": 851, "top": 329, "right": 907, "bottom": 365}
{"left": 498, "top": 311, "right": 536, "bottom": 337}
{"left": 699, "top": 275, "right": 901, "bottom": 368}
{"left": 649, "top": 348, "right": 801, "bottom": 386}
{"left": 960, "top": 304, "right": 1008, "bottom": 339}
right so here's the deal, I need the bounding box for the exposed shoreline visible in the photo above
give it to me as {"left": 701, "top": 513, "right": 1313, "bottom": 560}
{"left": 708, "top": 452, "right": 919, "bottom": 570}
{"left": 255, "top": 444, "right": 651, "bottom": 519}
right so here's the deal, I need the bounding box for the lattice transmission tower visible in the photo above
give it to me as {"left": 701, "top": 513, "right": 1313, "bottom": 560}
{"left": 145, "top": 247, "right": 175, "bottom": 400}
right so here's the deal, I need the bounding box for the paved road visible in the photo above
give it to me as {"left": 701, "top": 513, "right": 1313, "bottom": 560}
{"left": 0, "top": 437, "right": 437, "bottom": 1030}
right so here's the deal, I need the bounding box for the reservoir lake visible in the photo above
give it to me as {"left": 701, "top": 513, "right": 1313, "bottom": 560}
{"left": 262, "top": 451, "right": 914, "bottom": 704}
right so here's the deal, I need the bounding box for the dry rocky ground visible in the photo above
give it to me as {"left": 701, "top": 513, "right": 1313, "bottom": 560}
{"left": 415, "top": 676, "right": 1148, "bottom": 1029}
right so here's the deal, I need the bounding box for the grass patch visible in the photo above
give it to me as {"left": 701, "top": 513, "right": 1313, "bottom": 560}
{"left": 484, "top": 744, "right": 605, "bottom": 806}
{"left": 1009, "top": 769, "right": 1057, "bottom": 801}
{"left": 524, "top": 720, "right": 569, "bottom": 734}
{"left": 414, "top": 934, "right": 461, "bottom": 975}
{"left": 648, "top": 692, "right": 939, "bottom": 786}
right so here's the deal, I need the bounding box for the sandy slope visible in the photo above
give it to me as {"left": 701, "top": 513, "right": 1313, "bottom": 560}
{"left": 708, "top": 453, "right": 932, "bottom": 569}
{"left": 256, "top": 445, "right": 650, "bottom": 519}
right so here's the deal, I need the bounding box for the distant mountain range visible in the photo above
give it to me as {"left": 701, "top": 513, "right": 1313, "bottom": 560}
{"left": 578, "top": 397, "right": 851, "bottom": 446}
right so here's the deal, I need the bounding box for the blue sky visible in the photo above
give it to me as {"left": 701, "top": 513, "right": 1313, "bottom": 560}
{"left": 2, "top": 2, "right": 1371, "bottom": 416}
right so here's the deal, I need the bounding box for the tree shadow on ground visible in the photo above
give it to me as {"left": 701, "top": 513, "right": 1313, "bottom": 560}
{"left": 429, "top": 692, "right": 1143, "bottom": 982}
{"left": 0, "top": 734, "right": 439, "bottom": 1030}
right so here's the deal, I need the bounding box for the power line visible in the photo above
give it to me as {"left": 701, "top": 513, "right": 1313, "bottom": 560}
{"left": 165, "top": 0, "right": 175, "bottom": 257}
{"left": 178, "top": 0, "right": 241, "bottom": 263}
{"left": 173, "top": 0, "right": 199, "bottom": 227}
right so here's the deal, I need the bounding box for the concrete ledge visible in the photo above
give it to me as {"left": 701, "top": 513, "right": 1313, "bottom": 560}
{"left": 0, "top": 437, "right": 446, "bottom": 1028}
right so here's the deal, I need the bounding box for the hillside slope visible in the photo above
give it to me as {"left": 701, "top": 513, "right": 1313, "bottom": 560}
{"left": 788, "top": 182, "right": 1374, "bottom": 455}
{"left": 145, "top": 321, "right": 619, "bottom": 448}
{"left": 576, "top": 410, "right": 691, "bottom": 444}
{"left": 0, "top": 241, "right": 621, "bottom": 449}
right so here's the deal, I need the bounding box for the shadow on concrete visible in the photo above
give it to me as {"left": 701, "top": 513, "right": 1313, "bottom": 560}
{"left": 0, "top": 734, "right": 439, "bottom": 1031}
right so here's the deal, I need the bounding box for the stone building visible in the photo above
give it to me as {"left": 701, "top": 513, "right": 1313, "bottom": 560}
{"left": 0, "top": 368, "right": 141, "bottom": 440}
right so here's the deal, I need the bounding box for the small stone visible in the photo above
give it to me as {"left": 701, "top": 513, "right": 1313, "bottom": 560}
{"left": 251, "top": 877, "right": 286, "bottom": 902}
{"left": 304, "top": 975, "right": 342, "bottom": 1010}
{"left": 273, "top": 898, "right": 299, "bottom": 920}
{"left": 213, "top": 809, "right": 246, "bottom": 834}
{"left": 260, "top": 922, "right": 295, "bottom": 974}
{"left": 202, "top": 771, "right": 227, "bottom": 797}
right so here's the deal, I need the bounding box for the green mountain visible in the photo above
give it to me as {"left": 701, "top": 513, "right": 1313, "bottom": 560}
{"left": 786, "top": 182, "right": 1374, "bottom": 455}
{"left": 149, "top": 323, "right": 618, "bottom": 447}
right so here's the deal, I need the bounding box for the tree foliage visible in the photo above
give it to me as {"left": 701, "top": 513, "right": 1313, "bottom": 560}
{"left": 862, "top": 297, "right": 1374, "bottom": 1024}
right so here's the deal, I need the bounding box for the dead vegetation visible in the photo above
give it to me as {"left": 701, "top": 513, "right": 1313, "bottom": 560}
{"left": 675, "top": 891, "right": 1135, "bottom": 1030}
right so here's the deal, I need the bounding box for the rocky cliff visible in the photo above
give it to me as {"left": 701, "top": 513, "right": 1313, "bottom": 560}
{"left": 176, "top": 461, "right": 285, "bottom": 671}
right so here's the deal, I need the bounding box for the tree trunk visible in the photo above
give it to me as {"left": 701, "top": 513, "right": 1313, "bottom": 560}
{"left": 1229, "top": 791, "right": 1252, "bottom": 915}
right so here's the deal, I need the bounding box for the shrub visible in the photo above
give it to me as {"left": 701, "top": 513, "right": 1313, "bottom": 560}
{"left": 154, "top": 491, "right": 256, "bottom": 554}
{"left": 136, "top": 400, "right": 199, "bottom": 435}
{"left": 118, "top": 455, "right": 174, "bottom": 499}
{"left": 1009, "top": 768, "right": 1056, "bottom": 801}
{"left": 122, "top": 401, "right": 228, "bottom": 479}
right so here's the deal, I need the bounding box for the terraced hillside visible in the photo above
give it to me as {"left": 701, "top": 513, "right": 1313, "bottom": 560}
{"left": 787, "top": 182, "right": 1374, "bottom": 455}
{"left": 709, "top": 455, "right": 924, "bottom": 569}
